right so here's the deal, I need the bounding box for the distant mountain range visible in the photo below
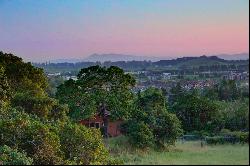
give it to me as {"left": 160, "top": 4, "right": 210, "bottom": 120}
{"left": 212, "top": 53, "right": 249, "bottom": 60}
{"left": 49, "top": 54, "right": 162, "bottom": 63}
{"left": 83, "top": 53, "right": 162, "bottom": 62}
{"left": 49, "top": 53, "right": 249, "bottom": 63}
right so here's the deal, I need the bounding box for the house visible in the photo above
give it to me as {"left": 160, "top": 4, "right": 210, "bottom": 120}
{"left": 79, "top": 105, "right": 123, "bottom": 138}
{"left": 62, "top": 75, "right": 78, "bottom": 81}
{"left": 47, "top": 72, "right": 61, "bottom": 76}
{"left": 163, "top": 73, "right": 171, "bottom": 80}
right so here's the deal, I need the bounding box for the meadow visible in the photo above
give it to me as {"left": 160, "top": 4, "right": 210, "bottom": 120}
{"left": 106, "top": 136, "right": 249, "bottom": 165}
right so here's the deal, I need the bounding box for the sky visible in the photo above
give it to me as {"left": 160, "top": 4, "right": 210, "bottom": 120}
{"left": 0, "top": 0, "right": 249, "bottom": 62}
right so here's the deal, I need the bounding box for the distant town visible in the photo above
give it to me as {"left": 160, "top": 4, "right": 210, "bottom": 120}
{"left": 35, "top": 55, "right": 249, "bottom": 99}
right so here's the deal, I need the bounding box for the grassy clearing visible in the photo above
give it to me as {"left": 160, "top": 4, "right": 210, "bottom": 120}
{"left": 105, "top": 136, "right": 249, "bottom": 165}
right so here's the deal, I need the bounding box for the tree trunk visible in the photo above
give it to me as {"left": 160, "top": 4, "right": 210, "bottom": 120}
{"left": 103, "top": 117, "right": 109, "bottom": 138}
{"left": 100, "top": 103, "right": 109, "bottom": 138}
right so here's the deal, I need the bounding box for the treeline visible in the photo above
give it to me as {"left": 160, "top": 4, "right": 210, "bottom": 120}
{"left": 197, "top": 64, "right": 248, "bottom": 72}
{"left": 169, "top": 81, "right": 249, "bottom": 137}
{"left": 34, "top": 55, "right": 249, "bottom": 73}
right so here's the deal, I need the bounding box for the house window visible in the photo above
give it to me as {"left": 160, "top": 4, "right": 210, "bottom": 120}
{"left": 95, "top": 122, "right": 100, "bottom": 129}
{"left": 90, "top": 123, "right": 95, "bottom": 128}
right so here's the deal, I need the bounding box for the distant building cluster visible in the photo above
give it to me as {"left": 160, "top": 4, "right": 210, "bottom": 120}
{"left": 46, "top": 69, "right": 249, "bottom": 96}
{"left": 181, "top": 80, "right": 216, "bottom": 90}
{"left": 47, "top": 72, "right": 61, "bottom": 76}
{"left": 62, "top": 76, "right": 77, "bottom": 81}
{"left": 222, "top": 71, "right": 249, "bottom": 81}
{"left": 47, "top": 72, "right": 78, "bottom": 81}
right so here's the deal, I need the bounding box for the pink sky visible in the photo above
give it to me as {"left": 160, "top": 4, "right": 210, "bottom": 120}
{"left": 0, "top": 0, "right": 249, "bottom": 62}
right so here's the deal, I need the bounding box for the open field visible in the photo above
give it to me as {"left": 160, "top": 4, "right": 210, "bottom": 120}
{"left": 106, "top": 136, "right": 249, "bottom": 165}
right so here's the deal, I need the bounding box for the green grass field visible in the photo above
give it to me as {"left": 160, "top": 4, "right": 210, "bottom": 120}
{"left": 106, "top": 136, "right": 249, "bottom": 165}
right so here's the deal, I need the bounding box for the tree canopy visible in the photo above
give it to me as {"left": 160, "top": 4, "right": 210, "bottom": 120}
{"left": 56, "top": 65, "right": 136, "bottom": 120}
{"left": 0, "top": 52, "right": 48, "bottom": 96}
{"left": 171, "top": 90, "right": 221, "bottom": 133}
{"left": 124, "top": 88, "right": 183, "bottom": 148}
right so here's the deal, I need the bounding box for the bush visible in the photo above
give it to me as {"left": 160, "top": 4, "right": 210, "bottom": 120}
{"left": 217, "top": 99, "right": 249, "bottom": 131}
{"left": 154, "top": 112, "right": 183, "bottom": 147}
{"left": 12, "top": 92, "right": 69, "bottom": 121}
{"left": 236, "top": 132, "right": 249, "bottom": 143}
{"left": 205, "top": 136, "right": 229, "bottom": 145}
{"left": 59, "top": 122, "right": 113, "bottom": 165}
{"left": 220, "top": 130, "right": 249, "bottom": 143}
{"left": 0, "top": 145, "right": 33, "bottom": 165}
{"left": 127, "top": 121, "right": 155, "bottom": 149}
{"left": 125, "top": 88, "right": 183, "bottom": 149}
{"left": 171, "top": 90, "right": 221, "bottom": 133}
{"left": 229, "top": 131, "right": 248, "bottom": 144}
{"left": 206, "top": 131, "right": 249, "bottom": 145}
{"left": 106, "top": 158, "right": 124, "bottom": 165}
{"left": 0, "top": 108, "right": 119, "bottom": 165}
{"left": 0, "top": 109, "right": 64, "bottom": 165}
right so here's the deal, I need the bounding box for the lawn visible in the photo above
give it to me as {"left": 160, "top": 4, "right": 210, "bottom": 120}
{"left": 106, "top": 136, "right": 249, "bottom": 165}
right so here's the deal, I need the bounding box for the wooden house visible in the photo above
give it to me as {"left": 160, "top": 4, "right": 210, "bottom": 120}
{"left": 79, "top": 105, "right": 123, "bottom": 137}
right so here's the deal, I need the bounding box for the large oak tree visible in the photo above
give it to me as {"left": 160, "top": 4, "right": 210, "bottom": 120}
{"left": 56, "top": 65, "right": 136, "bottom": 121}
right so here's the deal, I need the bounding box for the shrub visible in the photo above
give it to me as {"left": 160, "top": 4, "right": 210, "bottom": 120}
{"left": 230, "top": 131, "right": 248, "bottom": 144}
{"left": 0, "top": 109, "right": 64, "bottom": 165}
{"left": 0, "top": 145, "right": 33, "bottom": 165}
{"left": 237, "top": 132, "right": 249, "bottom": 143}
{"left": 59, "top": 122, "right": 112, "bottom": 165}
{"left": 154, "top": 112, "right": 183, "bottom": 147}
{"left": 12, "top": 92, "right": 69, "bottom": 121}
{"left": 206, "top": 131, "right": 249, "bottom": 145}
{"left": 220, "top": 130, "right": 249, "bottom": 143}
{"left": 127, "top": 121, "right": 155, "bottom": 149}
{"left": 0, "top": 108, "right": 120, "bottom": 165}
{"left": 205, "top": 136, "right": 230, "bottom": 145}
{"left": 171, "top": 90, "right": 221, "bottom": 133}
{"left": 125, "top": 88, "right": 183, "bottom": 149}
{"left": 217, "top": 99, "right": 249, "bottom": 131}
{"left": 106, "top": 158, "right": 124, "bottom": 165}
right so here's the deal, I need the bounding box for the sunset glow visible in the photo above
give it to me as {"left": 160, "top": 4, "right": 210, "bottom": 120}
{"left": 0, "top": 0, "right": 249, "bottom": 62}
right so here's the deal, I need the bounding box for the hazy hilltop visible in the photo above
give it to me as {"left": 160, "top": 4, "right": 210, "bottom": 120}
{"left": 34, "top": 54, "right": 249, "bottom": 73}
{"left": 214, "top": 53, "right": 249, "bottom": 60}
{"left": 49, "top": 53, "right": 161, "bottom": 63}
{"left": 83, "top": 53, "right": 162, "bottom": 62}
{"left": 48, "top": 53, "right": 249, "bottom": 63}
